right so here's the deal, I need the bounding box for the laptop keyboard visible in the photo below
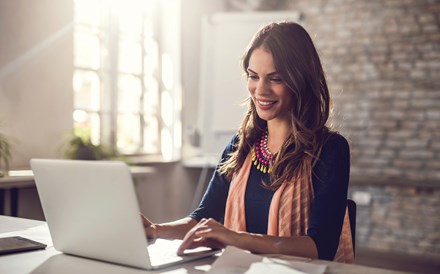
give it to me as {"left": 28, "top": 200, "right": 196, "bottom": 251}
{"left": 147, "top": 239, "right": 184, "bottom": 264}
{"left": 147, "top": 239, "right": 218, "bottom": 266}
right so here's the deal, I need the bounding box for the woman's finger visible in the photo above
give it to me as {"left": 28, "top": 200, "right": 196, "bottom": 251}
{"left": 178, "top": 229, "right": 201, "bottom": 255}
{"left": 177, "top": 222, "right": 210, "bottom": 255}
{"left": 140, "top": 214, "right": 153, "bottom": 227}
{"left": 140, "top": 214, "right": 158, "bottom": 239}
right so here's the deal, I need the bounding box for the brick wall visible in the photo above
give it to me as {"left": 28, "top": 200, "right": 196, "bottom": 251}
{"left": 226, "top": 0, "right": 440, "bottom": 258}
{"left": 350, "top": 184, "right": 440, "bottom": 258}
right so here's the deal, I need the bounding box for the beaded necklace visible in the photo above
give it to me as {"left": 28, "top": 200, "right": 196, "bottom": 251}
{"left": 251, "top": 128, "right": 273, "bottom": 174}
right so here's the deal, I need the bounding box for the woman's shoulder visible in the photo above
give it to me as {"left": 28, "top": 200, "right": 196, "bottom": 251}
{"left": 312, "top": 132, "right": 350, "bottom": 184}
{"left": 221, "top": 133, "right": 240, "bottom": 156}
{"left": 324, "top": 132, "right": 349, "bottom": 149}
{"left": 320, "top": 132, "right": 350, "bottom": 159}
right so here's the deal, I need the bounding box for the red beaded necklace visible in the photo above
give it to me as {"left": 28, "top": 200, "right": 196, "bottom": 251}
{"left": 251, "top": 128, "right": 273, "bottom": 173}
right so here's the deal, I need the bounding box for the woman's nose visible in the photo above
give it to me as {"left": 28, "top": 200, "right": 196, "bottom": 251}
{"left": 255, "top": 79, "right": 268, "bottom": 94}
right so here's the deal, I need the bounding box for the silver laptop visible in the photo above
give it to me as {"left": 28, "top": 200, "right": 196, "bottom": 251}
{"left": 30, "top": 159, "right": 219, "bottom": 270}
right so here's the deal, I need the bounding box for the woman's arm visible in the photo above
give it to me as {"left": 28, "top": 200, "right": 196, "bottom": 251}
{"left": 307, "top": 133, "right": 351, "bottom": 260}
{"left": 234, "top": 233, "right": 318, "bottom": 259}
{"left": 236, "top": 233, "right": 318, "bottom": 258}
{"left": 142, "top": 215, "right": 198, "bottom": 240}
{"left": 177, "top": 218, "right": 318, "bottom": 258}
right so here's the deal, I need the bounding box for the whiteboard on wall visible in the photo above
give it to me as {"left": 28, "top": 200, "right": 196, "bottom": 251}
{"left": 197, "top": 11, "right": 301, "bottom": 157}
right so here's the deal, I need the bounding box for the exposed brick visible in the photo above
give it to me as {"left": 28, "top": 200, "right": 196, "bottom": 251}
{"left": 426, "top": 155, "right": 440, "bottom": 165}
{"left": 382, "top": 167, "right": 402, "bottom": 177}
{"left": 400, "top": 150, "right": 435, "bottom": 160}
{"left": 426, "top": 110, "right": 440, "bottom": 120}
{"left": 378, "top": 149, "right": 395, "bottom": 159}
{"left": 349, "top": 185, "right": 440, "bottom": 256}
{"left": 394, "top": 160, "right": 423, "bottom": 169}
{"left": 422, "top": 23, "right": 439, "bottom": 33}
{"left": 427, "top": 171, "right": 440, "bottom": 180}
{"left": 404, "top": 139, "right": 429, "bottom": 149}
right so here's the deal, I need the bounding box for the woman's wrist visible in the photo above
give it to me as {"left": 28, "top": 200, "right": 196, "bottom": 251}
{"left": 146, "top": 223, "right": 160, "bottom": 240}
{"left": 232, "top": 231, "right": 250, "bottom": 249}
{"left": 233, "top": 231, "right": 278, "bottom": 254}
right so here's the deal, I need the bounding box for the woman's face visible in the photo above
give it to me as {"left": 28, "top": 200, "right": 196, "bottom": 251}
{"left": 247, "top": 47, "right": 292, "bottom": 124}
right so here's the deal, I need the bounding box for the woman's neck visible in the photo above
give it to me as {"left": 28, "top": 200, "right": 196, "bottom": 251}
{"left": 266, "top": 121, "right": 290, "bottom": 154}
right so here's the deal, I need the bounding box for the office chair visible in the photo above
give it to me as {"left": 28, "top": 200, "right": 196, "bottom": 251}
{"left": 347, "top": 199, "right": 356, "bottom": 255}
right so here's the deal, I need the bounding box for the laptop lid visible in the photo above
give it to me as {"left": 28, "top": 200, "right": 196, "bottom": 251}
{"left": 31, "top": 159, "right": 219, "bottom": 269}
{"left": 31, "top": 159, "right": 153, "bottom": 269}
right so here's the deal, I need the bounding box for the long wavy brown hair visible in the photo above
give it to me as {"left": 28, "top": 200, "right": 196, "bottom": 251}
{"left": 218, "top": 22, "right": 334, "bottom": 190}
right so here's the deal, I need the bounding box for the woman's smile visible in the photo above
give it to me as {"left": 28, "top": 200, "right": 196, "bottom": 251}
{"left": 255, "top": 98, "right": 277, "bottom": 110}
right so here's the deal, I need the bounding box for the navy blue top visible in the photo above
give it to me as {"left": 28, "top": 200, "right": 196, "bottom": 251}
{"left": 189, "top": 133, "right": 350, "bottom": 261}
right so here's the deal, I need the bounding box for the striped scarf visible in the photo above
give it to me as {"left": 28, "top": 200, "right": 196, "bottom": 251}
{"left": 224, "top": 153, "right": 354, "bottom": 263}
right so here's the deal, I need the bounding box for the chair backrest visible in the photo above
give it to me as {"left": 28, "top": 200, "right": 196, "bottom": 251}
{"left": 347, "top": 199, "right": 356, "bottom": 255}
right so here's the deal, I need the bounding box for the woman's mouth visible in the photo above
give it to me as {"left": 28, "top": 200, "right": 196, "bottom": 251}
{"left": 256, "top": 99, "right": 276, "bottom": 110}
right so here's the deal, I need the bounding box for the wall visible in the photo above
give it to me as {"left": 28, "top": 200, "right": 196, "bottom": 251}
{"left": 0, "top": 0, "right": 74, "bottom": 168}
{"left": 181, "top": 0, "right": 226, "bottom": 158}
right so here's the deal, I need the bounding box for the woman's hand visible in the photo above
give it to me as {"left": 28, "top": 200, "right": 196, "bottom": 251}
{"left": 177, "top": 218, "right": 237, "bottom": 255}
{"left": 140, "top": 213, "right": 158, "bottom": 240}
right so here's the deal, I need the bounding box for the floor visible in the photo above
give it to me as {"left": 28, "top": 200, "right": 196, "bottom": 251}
{"left": 355, "top": 248, "right": 440, "bottom": 274}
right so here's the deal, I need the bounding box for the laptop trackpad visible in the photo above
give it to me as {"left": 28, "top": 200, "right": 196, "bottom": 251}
{"left": 147, "top": 239, "right": 219, "bottom": 267}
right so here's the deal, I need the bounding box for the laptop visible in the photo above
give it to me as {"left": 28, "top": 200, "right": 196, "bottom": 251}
{"left": 30, "top": 159, "right": 220, "bottom": 270}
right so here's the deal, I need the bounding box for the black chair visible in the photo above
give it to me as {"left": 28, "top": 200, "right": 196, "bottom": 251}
{"left": 347, "top": 199, "right": 356, "bottom": 255}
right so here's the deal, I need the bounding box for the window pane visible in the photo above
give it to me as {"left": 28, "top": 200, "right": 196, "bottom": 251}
{"left": 117, "top": 113, "right": 140, "bottom": 153}
{"left": 118, "top": 75, "right": 142, "bottom": 112}
{"left": 161, "top": 90, "right": 173, "bottom": 127}
{"left": 119, "top": 37, "right": 142, "bottom": 74}
{"left": 74, "top": 0, "right": 102, "bottom": 26}
{"left": 74, "top": 28, "right": 100, "bottom": 69}
{"left": 144, "top": 37, "right": 159, "bottom": 76}
{"left": 73, "top": 70, "right": 101, "bottom": 111}
{"left": 117, "top": 1, "right": 143, "bottom": 35}
{"left": 144, "top": 77, "right": 159, "bottom": 115}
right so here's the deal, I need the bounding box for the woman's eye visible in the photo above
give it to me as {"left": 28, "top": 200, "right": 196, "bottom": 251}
{"left": 271, "top": 77, "right": 283, "bottom": 83}
{"left": 248, "top": 75, "right": 258, "bottom": 80}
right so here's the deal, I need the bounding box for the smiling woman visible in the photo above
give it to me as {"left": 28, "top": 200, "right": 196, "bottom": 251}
{"left": 142, "top": 21, "right": 354, "bottom": 264}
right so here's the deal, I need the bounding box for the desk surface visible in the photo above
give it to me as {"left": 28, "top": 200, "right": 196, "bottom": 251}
{"left": 0, "top": 216, "right": 412, "bottom": 274}
{"left": 0, "top": 166, "right": 156, "bottom": 189}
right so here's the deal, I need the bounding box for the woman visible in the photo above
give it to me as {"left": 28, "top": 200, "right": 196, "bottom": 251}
{"left": 142, "top": 22, "right": 354, "bottom": 263}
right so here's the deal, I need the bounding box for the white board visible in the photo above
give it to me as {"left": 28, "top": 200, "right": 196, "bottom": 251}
{"left": 197, "top": 11, "right": 301, "bottom": 157}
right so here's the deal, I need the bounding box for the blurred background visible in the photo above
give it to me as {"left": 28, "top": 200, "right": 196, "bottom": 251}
{"left": 0, "top": 0, "right": 439, "bottom": 273}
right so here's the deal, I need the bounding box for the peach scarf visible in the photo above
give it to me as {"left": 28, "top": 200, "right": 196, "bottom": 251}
{"left": 224, "top": 153, "right": 354, "bottom": 263}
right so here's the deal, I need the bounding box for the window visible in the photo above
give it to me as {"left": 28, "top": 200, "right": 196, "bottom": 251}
{"left": 73, "top": 0, "right": 181, "bottom": 160}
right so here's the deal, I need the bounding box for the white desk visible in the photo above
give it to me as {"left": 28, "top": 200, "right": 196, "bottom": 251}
{"left": 0, "top": 216, "right": 413, "bottom": 274}
{"left": 0, "top": 215, "right": 214, "bottom": 274}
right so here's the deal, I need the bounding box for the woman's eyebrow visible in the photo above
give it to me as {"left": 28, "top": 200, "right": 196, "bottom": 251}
{"left": 247, "top": 68, "right": 257, "bottom": 74}
{"left": 247, "top": 68, "right": 278, "bottom": 76}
